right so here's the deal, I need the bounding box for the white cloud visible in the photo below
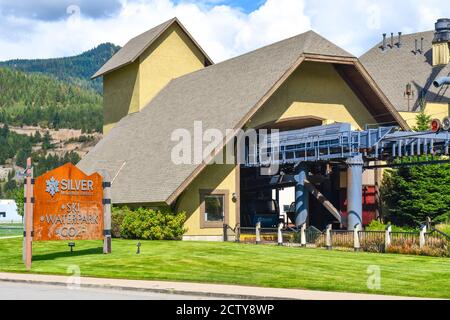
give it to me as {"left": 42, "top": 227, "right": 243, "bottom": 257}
{"left": 1, "top": 0, "right": 450, "bottom": 61}
{"left": 0, "top": 0, "right": 311, "bottom": 61}
{"left": 304, "top": 0, "right": 450, "bottom": 56}
{"left": 234, "top": 0, "right": 311, "bottom": 52}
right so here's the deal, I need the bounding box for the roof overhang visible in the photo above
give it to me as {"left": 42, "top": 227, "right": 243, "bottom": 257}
{"left": 165, "top": 54, "right": 409, "bottom": 205}
{"left": 91, "top": 17, "right": 214, "bottom": 80}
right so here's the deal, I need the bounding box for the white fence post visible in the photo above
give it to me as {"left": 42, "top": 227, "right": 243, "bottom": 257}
{"left": 277, "top": 223, "right": 283, "bottom": 246}
{"left": 354, "top": 223, "right": 361, "bottom": 252}
{"left": 385, "top": 224, "right": 392, "bottom": 252}
{"left": 300, "top": 223, "right": 307, "bottom": 247}
{"left": 426, "top": 217, "right": 432, "bottom": 230}
{"left": 255, "top": 221, "right": 261, "bottom": 245}
{"left": 326, "top": 224, "right": 332, "bottom": 250}
{"left": 420, "top": 225, "right": 427, "bottom": 249}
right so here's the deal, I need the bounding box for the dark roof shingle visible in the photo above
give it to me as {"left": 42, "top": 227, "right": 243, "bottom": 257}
{"left": 360, "top": 31, "right": 450, "bottom": 112}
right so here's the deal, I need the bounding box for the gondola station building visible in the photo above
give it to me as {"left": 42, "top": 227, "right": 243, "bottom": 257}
{"left": 79, "top": 18, "right": 450, "bottom": 241}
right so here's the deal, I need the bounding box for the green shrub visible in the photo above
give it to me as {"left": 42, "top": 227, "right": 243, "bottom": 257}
{"left": 120, "top": 207, "right": 187, "bottom": 240}
{"left": 111, "top": 206, "right": 132, "bottom": 238}
{"left": 365, "top": 220, "right": 416, "bottom": 232}
{"left": 436, "top": 224, "right": 450, "bottom": 235}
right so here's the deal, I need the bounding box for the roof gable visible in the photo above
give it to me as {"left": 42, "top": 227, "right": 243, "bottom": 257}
{"left": 92, "top": 18, "right": 213, "bottom": 79}
{"left": 79, "top": 31, "right": 405, "bottom": 205}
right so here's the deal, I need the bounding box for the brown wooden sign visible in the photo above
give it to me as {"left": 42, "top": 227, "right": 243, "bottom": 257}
{"left": 33, "top": 163, "right": 104, "bottom": 241}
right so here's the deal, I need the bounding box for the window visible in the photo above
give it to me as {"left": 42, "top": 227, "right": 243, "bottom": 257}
{"left": 205, "top": 195, "right": 224, "bottom": 222}
{"left": 200, "top": 190, "right": 229, "bottom": 228}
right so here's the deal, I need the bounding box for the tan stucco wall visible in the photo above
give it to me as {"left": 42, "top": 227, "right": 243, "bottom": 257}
{"left": 177, "top": 163, "right": 238, "bottom": 237}
{"left": 399, "top": 102, "right": 450, "bottom": 129}
{"left": 138, "top": 23, "right": 206, "bottom": 112}
{"left": 248, "top": 62, "right": 376, "bottom": 130}
{"left": 103, "top": 23, "right": 207, "bottom": 135}
{"left": 103, "top": 62, "right": 140, "bottom": 134}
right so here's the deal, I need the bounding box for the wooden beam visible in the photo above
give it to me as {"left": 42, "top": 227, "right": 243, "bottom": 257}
{"left": 303, "top": 54, "right": 356, "bottom": 65}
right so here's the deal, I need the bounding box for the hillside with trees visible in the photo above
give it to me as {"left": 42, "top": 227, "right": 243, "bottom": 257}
{"left": 0, "top": 67, "right": 103, "bottom": 133}
{"left": 0, "top": 43, "right": 120, "bottom": 93}
{"left": 0, "top": 43, "right": 112, "bottom": 198}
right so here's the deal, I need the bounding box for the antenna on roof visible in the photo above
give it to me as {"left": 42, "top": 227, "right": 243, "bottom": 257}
{"left": 404, "top": 83, "right": 415, "bottom": 112}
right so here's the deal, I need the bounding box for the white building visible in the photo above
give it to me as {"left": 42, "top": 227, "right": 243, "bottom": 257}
{"left": 0, "top": 200, "right": 21, "bottom": 223}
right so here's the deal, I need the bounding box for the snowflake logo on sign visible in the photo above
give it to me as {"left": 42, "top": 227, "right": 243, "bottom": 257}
{"left": 45, "top": 177, "right": 59, "bottom": 197}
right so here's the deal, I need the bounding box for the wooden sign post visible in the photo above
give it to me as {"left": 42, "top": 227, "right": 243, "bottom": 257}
{"left": 100, "top": 170, "right": 112, "bottom": 254}
{"left": 23, "top": 162, "right": 110, "bottom": 269}
{"left": 24, "top": 158, "right": 33, "bottom": 270}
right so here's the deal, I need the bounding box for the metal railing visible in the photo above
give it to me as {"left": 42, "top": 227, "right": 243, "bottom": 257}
{"left": 330, "top": 230, "right": 354, "bottom": 249}
{"left": 239, "top": 226, "right": 280, "bottom": 244}
{"left": 358, "top": 230, "right": 385, "bottom": 253}
{"left": 390, "top": 231, "right": 420, "bottom": 246}
{"left": 223, "top": 224, "right": 240, "bottom": 242}
{"left": 430, "top": 227, "right": 450, "bottom": 241}
{"left": 226, "top": 219, "right": 449, "bottom": 257}
{"left": 305, "top": 226, "right": 323, "bottom": 244}
{"left": 246, "top": 122, "right": 450, "bottom": 167}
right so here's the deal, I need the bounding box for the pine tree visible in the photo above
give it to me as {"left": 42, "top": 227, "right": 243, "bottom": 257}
{"left": 413, "top": 111, "right": 432, "bottom": 132}
{"left": 381, "top": 162, "right": 450, "bottom": 226}
{"left": 42, "top": 131, "right": 52, "bottom": 150}
{"left": 0, "top": 123, "right": 9, "bottom": 138}
{"left": 382, "top": 111, "right": 450, "bottom": 226}
{"left": 33, "top": 131, "right": 42, "bottom": 143}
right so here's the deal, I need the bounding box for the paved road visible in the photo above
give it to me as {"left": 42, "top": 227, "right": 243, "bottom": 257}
{"left": 0, "top": 281, "right": 219, "bottom": 300}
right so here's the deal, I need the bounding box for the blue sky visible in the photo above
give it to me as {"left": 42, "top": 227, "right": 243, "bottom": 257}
{"left": 1, "top": 0, "right": 450, "bottom": 61}
{"left": 173, "top": 0, "right": 266, "bottom": 13}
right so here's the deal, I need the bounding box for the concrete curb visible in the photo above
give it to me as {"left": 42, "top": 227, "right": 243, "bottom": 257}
{"left": 0, "top": 277, "right": 262, "bottom": 300}
{"left": 0, "top": 272, "right": 437, "bottom": 300}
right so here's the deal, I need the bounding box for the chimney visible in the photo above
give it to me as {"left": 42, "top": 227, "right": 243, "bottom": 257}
{"left": 432, "top": 18, "right": 450, "bottom": 66}
{"left": 398, "top": 32, "right": 402, "bottom": 48}
{"left": 390, "top": 32, "right": 394, "bottom": 48}
{"left": 421, "top": 37, "right": 424, "bottom": 53}
{"left": 382, "top": 33, "right": 387, "bottom": 51}
{"left": 415, "top": 39, "right": 419, "bottom": 54}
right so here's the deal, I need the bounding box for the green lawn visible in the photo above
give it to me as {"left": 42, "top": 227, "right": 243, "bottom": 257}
{"left": 0, "top": 238, "right": 449, "bottom": 299}
{"left": 0, "top": 224, "right": 23, "bottom": 237}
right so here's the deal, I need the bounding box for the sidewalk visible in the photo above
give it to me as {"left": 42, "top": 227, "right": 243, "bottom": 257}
{"left": 0, "top": 272, "right": 435, "bottom": 300}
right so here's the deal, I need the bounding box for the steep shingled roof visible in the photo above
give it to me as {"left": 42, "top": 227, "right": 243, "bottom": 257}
{"left": 360, "top": 31, "right": 450, "bottom": 112}
{"left": 78, "top": 30, "right": 403, "bottom": 205}
{"left": 92, "top": 17, "right": 213, "bottom": 79}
